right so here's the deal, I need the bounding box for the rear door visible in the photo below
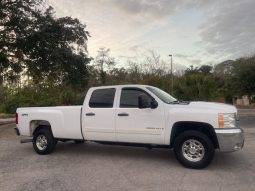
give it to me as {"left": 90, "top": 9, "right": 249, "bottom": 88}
{"left": 83, "top": 88, "right": 116, "bottom": 141}
{"left": 115, "top": 87, "right": 165, "bottom": 144}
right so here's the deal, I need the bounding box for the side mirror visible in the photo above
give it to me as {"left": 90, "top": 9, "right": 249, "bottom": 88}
{"left": 138, "top": 95, "right": 158, "bottom": 109}
{"left": 151, "top": 99, "right": 158, "bottom": 109}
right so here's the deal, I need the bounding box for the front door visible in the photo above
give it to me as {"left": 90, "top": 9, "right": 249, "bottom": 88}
{"left": 115, "top": 88, "right": 165, "bottom": 144}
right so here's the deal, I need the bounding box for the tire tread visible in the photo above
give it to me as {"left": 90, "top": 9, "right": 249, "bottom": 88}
{"left": 173, "top": 130, "right": 215, "bottom": 169}
{"left": 33, "top": 127, "right": 56, "bottom": 155}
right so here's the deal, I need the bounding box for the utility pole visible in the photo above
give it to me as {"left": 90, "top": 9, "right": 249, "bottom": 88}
{"left": 169, "top": 54, "right": 173, "bottom": 95}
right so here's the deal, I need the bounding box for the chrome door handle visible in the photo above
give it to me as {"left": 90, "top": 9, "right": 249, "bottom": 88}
{"left": 86, "top": 112, "right": 95, "bottom": 116}
{"left": 118, "top": 113, "right": 129, "bottom": 116}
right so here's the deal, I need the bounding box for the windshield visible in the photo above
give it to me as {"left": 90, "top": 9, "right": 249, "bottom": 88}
{"left": 146, "top": 87, "right": 177, "bottom": 103}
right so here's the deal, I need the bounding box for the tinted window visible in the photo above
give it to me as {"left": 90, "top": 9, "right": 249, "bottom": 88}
{"left": 120, "top": 89, "right": 151, "bottom": 108}
{"left": 89, "top": 88, "right": 116, "bottom": 108}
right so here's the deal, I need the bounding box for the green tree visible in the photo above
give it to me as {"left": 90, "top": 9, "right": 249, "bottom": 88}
{"left": 0, "top": 0, "right": 42, "bottom": 84}
{"left": 0, "top": 0, "right": 91, "bottom": 88}
{"left": 213, "top": 61, "right": 234, "bottom": 103}
{"left": 199, "top": 65, "right": 213, "bottom": 74}
{"left": 175, "top": 67, "right": 217, "bottom": 101}
{"left": 231, "top": 56, "right": 255, "bottom": 97}
{"left": 24, "top": 7, "right": 91, "bottom": 88}
{"left": 93, "top": 47, "right": 115, "bottom": 84}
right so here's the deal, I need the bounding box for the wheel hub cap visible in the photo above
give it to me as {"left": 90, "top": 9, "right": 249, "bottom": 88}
{"left": 182, "top": 139, "right": 205, "bottom": 162}
{"left": 189, "top": 147, "right": 196, "bottom": 154}
{"left": 36, "top": 135, "right": 48, "bottom": 150}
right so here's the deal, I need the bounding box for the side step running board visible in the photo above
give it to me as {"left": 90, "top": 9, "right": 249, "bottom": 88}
{"left": 20, "top": 139, "right": 33, "bottom": 143}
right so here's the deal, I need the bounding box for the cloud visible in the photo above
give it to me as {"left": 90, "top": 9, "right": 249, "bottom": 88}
{"left": 198, "top": 0, "right": 255, "bottom": 60}
{"left": 190, "top": 59, "right": 202, "bottom": 65}
{"left": 47, "top": 0, "right": 255, "bottom": 67}
{"left": 175, "top": 54, "right": 190, "bottom": 59}
{"left": 129, "top": 45, "right": 141, "bottom": 52}
{"left": 111, "top": 0, "right": 182, "bottom": 18}
{"left": 174, "top": 53, "right": 202, "bottom": 66}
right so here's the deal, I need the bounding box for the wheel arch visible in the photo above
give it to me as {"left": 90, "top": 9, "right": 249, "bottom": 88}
{"left": 30, "top": 120, "right": 52, "bottom": 136}
{"left": 170, "top": 121, "right": 219, "bottom": 149}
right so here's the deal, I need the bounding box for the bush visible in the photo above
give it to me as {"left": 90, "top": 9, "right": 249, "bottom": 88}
{"left": 0, "top": 85, "right": 8, "bottom": 112}
{"left": 59, "top": 90, "right": 76, "bottom": 105}
{"left": 0, "top": 84, "right": 88, "bottom": 114}
{"left": 3, "top": 94, "right": 34, "bottom": 114}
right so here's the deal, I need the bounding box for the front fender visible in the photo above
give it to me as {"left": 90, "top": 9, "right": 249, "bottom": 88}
{"left": 165, "top": 108, "right": 218, "bottom": 145}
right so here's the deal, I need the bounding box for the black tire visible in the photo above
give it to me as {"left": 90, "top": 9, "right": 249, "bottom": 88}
{"left": 173, "top": 130, "right": 215, "bottom": 169}
{"left": 33, "top": 128, "right": 57, "bottom": 155}
{"left": 74, "top": 140, "right": 85, "bottom": 144}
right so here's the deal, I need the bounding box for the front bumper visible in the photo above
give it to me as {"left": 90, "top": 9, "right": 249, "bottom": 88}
{"left": 215, "top": 128, "right": 244, "bottom": 152}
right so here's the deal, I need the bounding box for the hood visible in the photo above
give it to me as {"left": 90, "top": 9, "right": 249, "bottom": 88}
{"left": 168, "top": 101, "right": 237, "bottom": 113}
{"left": 188, "top": 101, "right": 237, "bottom": 113}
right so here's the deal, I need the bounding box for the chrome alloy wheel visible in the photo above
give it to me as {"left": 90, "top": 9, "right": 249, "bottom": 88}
{"left": 36, "top": 135, "right": 48, "bottom": 151}
{"left": 182, "top": 139, "right": 205, "bottom": 162}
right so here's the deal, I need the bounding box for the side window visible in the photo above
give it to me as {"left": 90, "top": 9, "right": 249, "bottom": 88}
{"left": 120, "top": 89, "right": 151, "bottom": 108}
{"left": 89, "top": 88, "right": 116, "bottom": 108}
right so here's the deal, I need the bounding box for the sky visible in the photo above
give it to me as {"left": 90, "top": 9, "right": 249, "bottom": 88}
{"left": 48, "top": 0, "right": 255, "bottom": 70}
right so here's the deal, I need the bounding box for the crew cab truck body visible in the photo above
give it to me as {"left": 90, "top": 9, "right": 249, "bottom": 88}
{"left": 15, "top": 85, "right": 244, "bottom": 169}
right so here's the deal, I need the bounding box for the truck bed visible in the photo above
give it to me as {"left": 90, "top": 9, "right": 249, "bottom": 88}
{"left": 17, "top": 106, "right": 83, "bottom": 139}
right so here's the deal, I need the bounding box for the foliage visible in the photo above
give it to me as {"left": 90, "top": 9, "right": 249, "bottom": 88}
{"left": 0, "top": 84, "right": 87, "bottom": 113}
{"left": 174, "top": 72, "right": 217, "bottom": 101}
{"left": 0, "top": 113, "right": 15, "bottom": 119}
{"left": 1, "top": 52, "right": 255, "bottom": 113}
{"left": 93, "top": 47, "right": 115, "bottom": 84}
{"left": 231, "top": 56, "right": 255, "bottom": 96}
{"left": 0, "top": 0, "right": 91, "bottom": 88}
{"left": 0, "top": 0, "right": 43, "bottom": 84}
{"left": 173, "top": 65, "right": 217, "bottom": 101}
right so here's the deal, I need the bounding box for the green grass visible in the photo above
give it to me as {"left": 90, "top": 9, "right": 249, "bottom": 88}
{"left": 236, "top": 104, "right": 255, "bottom": 109}
{"left": 0, "top": 113, "right": 15, "bottom": 119}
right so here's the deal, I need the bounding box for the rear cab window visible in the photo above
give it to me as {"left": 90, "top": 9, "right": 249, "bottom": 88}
{"left": 89, "top": 88, "right": 116, "bottom": 108}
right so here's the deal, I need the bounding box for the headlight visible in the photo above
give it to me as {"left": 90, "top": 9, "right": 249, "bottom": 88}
{"left": 218, "top": 113, "right": 236, "bottom": 128}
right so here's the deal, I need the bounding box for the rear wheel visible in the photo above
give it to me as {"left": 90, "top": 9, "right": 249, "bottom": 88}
{"left": 33, "top": 128, "right": 57, "bottom": 155}
{"left": 173, "top": 130, "right": 214, "bottom": 169}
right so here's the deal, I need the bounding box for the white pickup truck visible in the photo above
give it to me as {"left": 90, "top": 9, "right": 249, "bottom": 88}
{"left": 15, "top": 85, "right": 244, "bottom": 169}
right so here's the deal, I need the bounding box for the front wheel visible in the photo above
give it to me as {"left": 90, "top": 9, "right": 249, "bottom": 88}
{"left": 33, "top": 128, "right": 57, "bottom": 155}
{"left": 173, "top": 130, "right": 215, "bottom": 169}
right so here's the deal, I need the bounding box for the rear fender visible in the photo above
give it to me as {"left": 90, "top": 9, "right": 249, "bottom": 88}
{"left": 22, "top": 110, "right": 64, "bottom": 137}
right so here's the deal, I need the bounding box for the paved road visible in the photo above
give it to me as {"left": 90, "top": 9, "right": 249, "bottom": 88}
{"left": 0, "top": 117, "right": 255, "bottom": 191}
{"left": 0, "top": 118, "right": 15, "bottom": 125}
{"left": 238, "top": 109, "right": 255, "bottom": 128}
{"left": 239, "top": 118, "right": 255, "bottom": 128}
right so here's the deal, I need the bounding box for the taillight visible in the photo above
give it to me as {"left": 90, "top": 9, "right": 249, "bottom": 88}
{"left": 16, "top": 113, "right": 18, "bottom": 124}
